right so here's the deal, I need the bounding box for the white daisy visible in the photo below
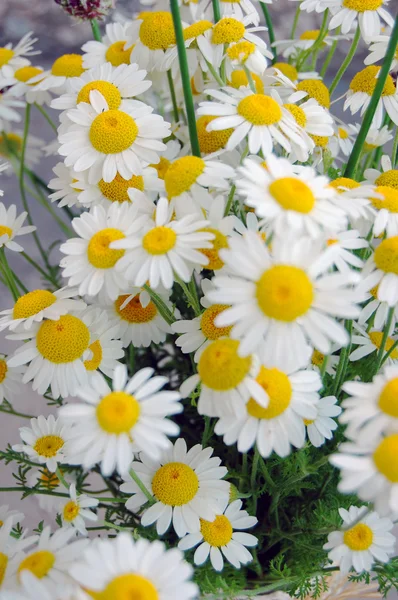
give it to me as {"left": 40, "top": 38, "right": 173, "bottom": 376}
{"left": 82, "top": 22, "right": 136, "bottom": 69}
{"left": 284, "top": 97, "right": 334, "bottom": 162}
{"left": 59, "top": 90, "right": 169, "bottom": 183}
{"left": 127, "top": 12, "right": 180, "bottom": 72}
{"left": 198, "top": 0, "right": 271, "bottom": 25}
{"left": 224, "top": 38, "right": 273, "bottom": 79}
{"left": 357, "top": 236, "right": 398, "bottom": 307}
{"left": 367, "top": 185, "right": 398, "bottom": 238}
{"left": 0, "top": 505, "right": 24, "bottom": 529}
{"left": 318, "top": 230, "right": 368, "bottom": 274}
{"left": 59, "top": 483, "right": 98, "bottom": 535}
{"left": 309, "top": 348, "right": 340, "bottom": 375}
{"left": 30, "top": 53, "right": 86, "bottom": 94}
{"left": 0, "top": 89, "right": 24, "bottom": 132}
{"left": 0, "top": 129, "right": 44, "bottom": 169}
{"left": 323, "top": 506, "right": 395, "bottom": 573}
{"left": 0, "top": 203, "right": 36, "bottom": 253}
{"left": 364, "top": 155, "right": 397, "bottom": 189}
{"left": 305, "top": 395, "right": 341, "bottom": 448}
{"left": 328, "top": 178, "right": 375, "bottom": 225}
{"left": 0, "top": 32, "right": 39, "bottom": 78}
{"left": 274, "top": 29, "right": 351, "bottom": 59}
{"left": 326, "top": 0, "right": 394, "bottom": 38}
{"left": 120, "top": 438, "right": 230, "bottom": 537}
{"left": 80, "top": 305, "right": 124, "bottom": 378}
{"left": 349, "top": 323, "right": 398, "bottom": 365}
{"left": 0, "top": 516, "right": 38, "bottom": 595}
{"left": 362, "top": 125, "right": 394, "bottom": 153}
{"left": 47, "top": 162, "right": 84, "bottom": 209}
{"left": 60, "top": 364, "right": 181, "bottom": 475}
{"left": 365, "top": 34, "right": 398, "bottom": 72}
{"left": 179, "top": 499, "right": 258, "bottom": 571}
{"left": 0, "top": 354, "right": 24, "bottom": 406}
{"left": 358, "top": 285, "right": 398, "bottom": 331}
{"left": 329, "top": 124, "right": 354, "bottom": 158}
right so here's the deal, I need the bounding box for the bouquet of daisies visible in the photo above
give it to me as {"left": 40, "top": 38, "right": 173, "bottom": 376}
{"left": 0, "top": 0, "right": 398, "bottom": 597}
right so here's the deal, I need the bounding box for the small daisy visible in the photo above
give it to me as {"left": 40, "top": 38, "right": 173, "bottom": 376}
{"left": 30, "top": 53, "right": 86, "bottom": 94}
{"left": 112, "top": 197, "right": 214, "bottom": 290}
{"left": 0, "top": 32, "right": 39, "bottom": 78}
{"left": 0, "top": 89, "right": 24, "bottom": 132}
{"left": 274, "top": 29, "right": 351, "bottom": 59}
{"left": 120, "top": 438, "right": 230, "bottom": 537}
{"left": 364, "top": 155, "right": 398, "bottom": 190}
{"left": 198, "top": 0, "right": 271, "bottom": 25}
{"left": 127, "top": 12, "right": 180, "bottom": 72}
{"left": 323, "top": 506, "right": 395, "bottom": 573}
{"left": 358, "top": 285, "right": 398, "bottom": 331}
{"left": 365, "top": 34, "right": 398, "bottom": 72}
{"left": 0, "top": 65, "right": 51, "bottom": 107}
{"left": 350, "top": 324, "right": 398, "bottom": 365}
{"left": 178, "top": 499, "right": 258, "bottom": 571}
{"left": 0, "top": 129, "right": 44, "bottom": 169}
{"left": 224, "top": 39, "right": 273, "bottom": 79}
{"left": 328, "top": 178, "right": 375, "bottom": 224}
{"left": 305, "top": 395, "right": 341, "bottom": 448}
{"left": 59, "top": 483, "right": 98, "bottom": 535}
{"left": 0, "top": 354, "right": 24, "bottom": 406}
{"left": 310, "top": 348, "right": 340, "bottom": 375}
{"left": 47, "top": 162, "right": 84, "bottom": 209}
{"left": 0, "top": 203, "right": 36, "bottom": 253}
{"left": 330, "top": 124, "right": 354, "bottom": 158}
{"left": 317, "top": 230, "right": 368, "bottom": 274}
{"left": 59, "top": 90, "right": 169, "bottom": 183}
{"left": 70, "top": 532, "right": 198, "bottom": 600}
{"left": 357, "top": 236, "right": 398, "bottom": 307}
{"left": 13, "top": 415, "right": 72, "bottom": 473}
{"left": 0, "top": 505, "right": 24, "bottom": 529}
{"left": 80, "top": 306, "right": 124, "bottom": 377}
{"left": 60, "top": 364, "right": 181, "bottom": 475}
{"left": 283, "top": 97, "right": 334, "bottom": 161}
{"left": 326, "top": 0, "right": 394, "bottom": 38}
{"left": 82, "top": 22, "right": 136, "bottom": 69}
{"left": 27, "top": 468, "right": 69, "bottom": 515}
{"left": 367, "top": 185, "right": 398, "bottom": 238}
{"left": 362, "top": 125, "right": 394, "bottom": 153}
{"left": 0, "top": 517, "right": 38, "bottom": 596}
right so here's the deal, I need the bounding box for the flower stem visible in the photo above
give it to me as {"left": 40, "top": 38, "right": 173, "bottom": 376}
{"left": 205, "top": 60, "right": 224, "bottom": 86}
{"left": 167, "top": 70, "right": 179, "bottom": 123}
{"left": 320, "top": 38, "right": 337, "bottom": 78}
{"left": 374, "top": 307, "right": 395, "bottom": 375}
{"left": 344, "top": 15, "right": 398, "bottom": 178}
{"left": 90, "top": 19, "right": 102, "bottom": 41}
{"left": 129, "top": 467, "right": 155, "bottom": 504}
{"left": 56, "top": 467, "right": 69, "bottom": 490}
{"left": 297, "top": 10, "right": 329, "bottom": 71}
{"left": 0, "top": 249, "right": 20, "bottom": 301}
{"left": 332, "top": 320, "right": 353, "bottom": 396}
{"left": 290, "top": 2, "right": 301, "bottom": 39}
{"left": 243, "top": 66, "right": 256, "bottom": 93}
{"left": 212, "top": 0, "right": 221, "bottom": 22}
{"left": 259, "top": 3, "right": 276, "bottom": 63}
{"left": 143, "top": 284, "right": 175, "bottom": 325}
{"left": 392, "top": 126, "right": 398, "bottom": 168}
{"left": 34, "top": 103, "right": 57, "bottom": 133}
{"left": 329, "top": 25, "right": 360, "bottom": 96}
{"left": 0, "top": 404, "right": 34, "bottom": 419}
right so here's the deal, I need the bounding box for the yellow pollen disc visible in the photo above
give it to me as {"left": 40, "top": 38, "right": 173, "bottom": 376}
{"left": 297, "top": 79, "right": 330, "bottom": 109}
{"left": 212, "top": 18, "right": 246, "bottom": 44}
{"left": 33, "top": 435, "right": 64, "bottom": 458}
{"left": 364, "top": 142, "right": 378, "bottom": 152}
{"left": 238, "top": 94, "right": 282, "bottom": 126}
{"left": 327, "top": 238, "right": 338, "bottom": 246}
{"left": 89, "top": 110, "right": 138, "bottom": 154}
{"left": 329, "top": 177, "right": 360, "bottom": 192}
{"left": 0, "top": 225, "right": 12, "bottom": 239}
{"left": 343, "top": 0, "right": 382, "bottom": 11}
{"left": 139, "top": 12, "right": 176, "bottom": 50}
{"left": 13, "top": 289, "right": 57, "bottom": 319}
{"left": 142, "top": 226, "right": 177, "bottom": 255}
{"left": 200, "top": 304, "right": 232, "bottom": 340}
{"left": 51, "top": 54, "right": 84, "bottom": 77}
{"left": 374, "top": 236, "right": 398, "bottom": 274}
{"left": 36, "top": 315, "right": 90, "bottom": 363}
{"left": 200, "top": 515, "right": 233, "bottom": 547}
{"left": 84, "top": 340, "right": 103, "bottom": 371}
{"left": 98, "top": 574, "right": 159, "bottom": 600}
{"left": 256, "top": 265, "right": 314, "bottom": 322}
{"left": 0, "top": 132, "right": 23, "bottom": 158}
{"left": 227, "top": 41, "right": 256, "bottom": 62}
{"left": 228, "top": 70, "right": 264, "bottom": 93}
{"left": 311, "top": 349, "right": 324, "bottom": 367}
{"left": 197, "top": 116, "right": 233, "bottom": 154}
{"left": 0, "top": 359, "right": 7, "bottom": 384}
{"left": 40, "top": 468, "right": 59, "bottom": 489}
{"left": 375, "top": 170, "right": 398, "bottom": 190}
{"left": 98, "top": 173, "right": 144, "bottom": 203}
{"left": 344, "top": 523, "right": 373, "bottom": 551}
{"left": 303, "top": 418, "right": 314, "bottom": 425}
{"left": 247, "top": 367, "right": 292, "bottom": 419}
{"left": 200, "top": 228, "right": 228, "bottom": 270}
{"left": 164, "top": 156, "right": 206, "bottom": 198}
{"left": 77, "top": 80, "right": 122, "bottom": 110}
{"left": 299, "top": 30, "right": 320, "bottom": 40}
{"left": 150, "top": 157, "right": 170, "bottom": 180}
{"left": 18, "top": 551, "right": 55, "bottom": 579}
{"left": 371, "top": 186, "right": 398, "bottom": 212}
{"left": 310, "top": 134, "right": 329, "bottom": 148}
{"left": 198, "top": 338, "right": 251, "bottom": 391}
{"left": 349, "top": 66, "right": 395, "bottom": 97}
{"left": 115, "top": 294, "right": 157, "bottom": 323}
{"left": 0, "top": 48, "right": 14, "bottom": 67}
{"left": 105, "top": 41, "right": 132, "bottom": 67}
{"left": 274, "top": 62, "right": 298, "bottom": 81}
{"left": 63, "top": 501, "right": 80, "bottom": 522}
{"left": 284, "top": 103, "right": 307, "bottom": 128}
{"left": 87, "top": 228, "right": 125, "bottom": 269}
{"left": 378, "top": 378, "right": 398, "bottom": 417}
{"left": 183, "top": 20, "right": 213, "bottom": 40}
{"left": 96, "top": 391, "right": 140, "bottom": 434}
{"left": 152, "top": 462, "right": 199, "bottom": 506}
{"left": 338, "top": 127, "right": 349, "bottom": 140}
{"left": 0, "top": 552, "right": 8, "bottom": 586}
{"left": 369, "top": 332, "right": 398, "bottom": 359}
{"left": 14, "top": 66, "right": 44, "bottom": 85}
{"left": 269, "top": 177, "right": 315, "bottom": 213}
{"left": 373, "top": 434, "right": 398, "bottom": 481}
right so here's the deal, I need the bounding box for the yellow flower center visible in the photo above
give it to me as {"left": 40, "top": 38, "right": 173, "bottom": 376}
{"left": 228, "top": 70, "right": 264, "bottom": 93}
{"left": 105, "top": 41, "right": 132, "bottom": 67}
{"left": 200, "top": 227, "right": 228, "bottom": 270}
{"left": 329, "top": 177, "right": 360, "bottom": 191}
{"left": 212, "top": 17, "right": 245, "bottom": 44}
{"left": 151, "top": 157, "right": 170, "bottom": 180}
{"left": 142, "top": 226, "right": 177, "bottom": 255}
{"left": 375, "top": 170, "right": 398, "bottom": 190}
{"left": 378, "top": 378, "right": 398, "bottom": 417}
{"left": 343, "top": 523, "right": 374, "bottom": 550}
{"left": 198, "top": 338, "right": 251, "bottom": 391}
{"left": 350, "top": 66, "right": 395, "bottom": 97}
{"left": 98, "top": 173, "right": 144, "bottom": 203}
{"left": 299, "top": 30, "right": 320, "bottom": 40}
{"left": 197, "top": 115, "right": 233, "bottom": 154}
{"left": 297, "top": 79, "right": 330, "bottom": 109}
{"left": 115, "top": 294, "right": 157, "bottom": 323}
{"left": 284, "top": 104, "right": 307, "bottom": 128}
{"left": 63, "top": 500, "right": 80, "bottom": 522}
{"left": 164, "top": 156, "right": 206, "bottom": 198}
{"left": 311, "top": 349, "right": 324, "bottom": 367}
{"left": 274, "top": 62, "right": 298, "bottom": 81}
{"left": 200, "top": 515, "right": 233, "bottom": 547}
{"left": 87, "top": 228, "right": 125, "bottom": 269}
{"left": 227, "top": 41, "right": 256, "bottom": 62}
{"left": 36, "top": 315, "right": 90, "bottom": 363}
{"left": 0, "top": 48, "right": 14, "bottom": 67}
{"left": 96, "top": 391, "right": 140, "bottom": 434}
{"left": 13, "top": 289, "right": 57, "bottom": 319}
{"left": 237, "top": 94, "right": 282, "bottom": 125}
{"left": 373, "top": 434, "right": 398, "bottom": 481}
{"left": 374, "top": 236, "right": 398, "bottom": 274}
{"left": 18, "top": 551, "right": 55, "bottom": 579}
{"left": 0, "top": 552, "right": 8, "bottom": 586}
{"left": 40, "top": 468, "right": 59, "bottom": 489}
{"left": 89, "top": 110, "right": 138, "bottom": 154}
{"left": 200, "top": 304, "right": 232, "bottom": 340}
{"left": 256, "top": 265, "right": 314, "bottom": 322}
{"left": 0, "top": 132, "right": 22, "bottom": 158}
{"left": 14, "top": 66, "right": 44, "bottom": 85}
{"left": 371, "top": 186, "right": 398, "bottom": 212}
{"left": 247, "top": 367, "right": 292, "bottom": 419}
{"left": 369, "top": 331, "right": 398, "bottom": 358}
{"left": 77, "top": 80, "right": 122, "bottom": 110}
{"left": 51, "top": 54, "right": 85, "bottom": 77}
{"left": 139, "top": 12, "right": 176, "bottom": 50}
{"left": 364, "top": 141, "right": 378, "bottom": 152}
{"left": 98, "top": 574, "right": 159, "bottom": 600}
{"left": 343, "top": 0, "right": 383, "bottom": 11}
{"left": 33, "top": 435, "right": 64, "bottom": 458}
{"left": 84, "top": 340, "right": 103, "bottom": 371}
{"left": 0, "top": 359, "right": 7, "bottom": 384}
{"left": 183, "top": 20, "right": 213, "bottom": 40}
{"left": 303, "top": 418, "right": 314, "bottom": 425}
{"left": 0, "top": 225, "right": 12, "bottom": 239}
{"left": 269, "top": 177, "right": 315, "bottom": 213}
{"left": 310, "top": 134, "right": 329, "bottom": 148}
{"left": 338, "top": 127, "right": 349, "bottom": 140}
{"left": 152, "top": 462, "right": 199, "bottom": 505}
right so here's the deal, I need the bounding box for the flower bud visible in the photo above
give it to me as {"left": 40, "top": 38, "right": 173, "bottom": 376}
{"left": 54, "top": 0, "right": 115, "bottom": 20}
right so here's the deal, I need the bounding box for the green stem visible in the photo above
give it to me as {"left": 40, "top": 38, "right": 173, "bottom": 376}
{"left": 35, "top": 103, "right": 57, "bottom": 133}
{"left": 224, "top": 185, "right": 236, "bottom": 216}
{"left": 129, "top": 344, "right": 135, "bottom": 374}
{"left": 374, "top": 307, "right": 395, "bottom": 374}
{"left": 381, "top": 338, "right": 398, "bottom": 366}
{"left": 103, "top": 521, "right": 131, "bottom": 532}
{"left": 320, "top": 39, "right": 338, "bottom": 78}
{"left": 177, "top": 276, "right": 201, "bottom": 316}
{"left": 129, "top": 467, "right": 155, "bottom": 504}
{"left": 243, "top": 66, "right": 256, "bottom": 93}
{"left": 11, "top": 270, "right": 29, "bottom": 295}
{"left": 143, "top": 284, "right": 175, "bottom": 325}
{"left": 0, "top": 405, "right": 35, "bottom": 419}
{"left": 329, "top": 25, "right": 360, "bottom": 96}
{"left": 344, "top": 16, "right": 398, "bottom": 178}
{"left": 25, "top": 184, "right": 72, "bottom": 237}
{"left": 392, "top": 126, "right": 398, "bottom": 168}
{"left": 167, "top": 70, "right": 179, "bottom": 123}
{"left": 332, "top": 320, "right": 353, "bottom": 396}
{"left": 290, "top": 2, "right": 301, "bottom": 39}
{"left": 170, "top": 0, "right": 201, "bottom": 157}
{"left": 297, "top": 10, "right": 329, "bottom": 71}
{"left": 205, "top": 60, "right": 224, "bottom": 86}
{"left": 212, "top": 0, "right": 221, "bottom": 22}
{"left": 0, "top": 250, "right": 20, "bottom": 301}
{"left": 56, "top": 467, "right": 69, "bottom": 490}
{"left": 20, "top": 251, "right": 57, "bottom": 287}
{"left": 90, "top": 19, "right": 102, "bottom": 41}
{"left": 320, "top": 354, "right": 329, "bottom": 379}
{"left": 259, "top": 3, "right": 276, "bottom": 63}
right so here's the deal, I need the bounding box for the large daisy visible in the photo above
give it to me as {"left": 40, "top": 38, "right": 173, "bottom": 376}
{"left": 31, "top": 53, "right": 86, "bottom": 94}
{"left": 82, "top": 22, "right": 136, "bottom": 69}
{"left": 0, "top": 203, "right": 36, "bottom": 253}
{"left": 127, "top": 12, "right": 179, "bottom": 72}
{"left": 326, "top": 0, "right": 394, "bottom": 38}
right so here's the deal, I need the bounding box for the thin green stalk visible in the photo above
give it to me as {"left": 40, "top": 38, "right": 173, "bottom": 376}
{"left": 332, "top": 320, "right": 353, "bottom": 396}
{"left": 129, "top": 344, "right": 135, "bottom": 374}
{"left": 0, "top": 405, "right": 35, "bottom": 419}
{"left": 35, "top": 103, "right": 57, "bottom": 133}
{"left": 29, "top": 182, "right": 72, "bottom": 236}
{"left": 167, "top": 70, "right": 179, "bottom": 123}
{"left": 90, "top": 19, "right": 102, "bottom": 41}
{"left": 344, "top": 16, "right": 398, "bottom": 178}
{"left": 0, "top": 250, "right": 20, "bottom": 301}
{"left": 177, "top": 275, "right": 201, "bottom": 316}
{"left": 329, "top": 25, "right": 360, "bottom": 95}
{"left": 56, "top": 467, "right": 69, "bottom": 490}
{"left": 205, "top": 60, "right": 224, "bottom": 86}
{"left": 360, "top": 147, "right": 375, "bottom": 179}
{"left": 381, "top": 337, "right": 398, "bottom": 366}
{"left": 392, "top": 126, "right": 398, "bottom": 168}
{"left": 297, "top": 10, "right": 329, "bottom": 70}
{"left": 224, "top": 184, "right": 236, "bottom": 216}
{"left": 374, "top": 307, "right": 395, "bottom": 374}
{"left": 129, "top": 467, "right": 155, "bottom": 504}
{"left": 103, "top": 521, "right": 131, "bottom": 532}
{"left": 243, "top": 66, "right": 256, "bottom": 93}
{"left": 320, "top": 354, "right": 329, "bottom": 379}
{"left": 11, "top": 270, "right": 28, "bottom": 295}
{"left": 259, "top": 3, "right": 276, "bottom": 63}
{"left": 170, "top": 0, "right": 201, "bottom": 156}
{"left": 0, "top": 487, "right": 69, "bottom": 498}
{"left": 290, "top": 2, "right": 301, "bottom": 39}
{"left": 20, "top": 251, "right": 57, "bottom": 286}
{"left": 212, "top": 0, "right": 221, "bottom": 22}
{"left": 143, "top": 284, "right": 175, "bottom": 325}
{"left": 320, "top": 38, "right": 337, "bottom": 77}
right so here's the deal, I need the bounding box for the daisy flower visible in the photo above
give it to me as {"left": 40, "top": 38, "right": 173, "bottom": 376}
{"left": 310, "top": 348, "right": 340, "bottom": 375}
{"left": 367, "top": 185, "right": 398, "bottom": 238}
{"left": 198, "top": 194, "right": 236, "bottom": 271}
{"left": 358, "top": 285, "right": 398, "bottom": 331}
{"left": 120, "top": 438, "right": 230, "bottom": 537}
{"left": 0, "top": 517, "right": 38, "bottom": 596}
{"left": 317, "top": 230, "right": 367, "bottom": 275}
{"left": 13, "top": 415, "right": 72, "bottom": 473}
{"left": 214, "top": 363, "right": 320, "bottom": 457}
{"left": 365, "top": 34, "right": 398, "bottom": 72}
{"left": 0, "top": 129, "right": 44, "bottom": 169}
{"left": 323, "top": 506, "right": 395, "bottom": 573}
{"left": 305, "top": 395, "right": 341, "bottom": 448}
{"left": 224, "top": 38, "right": 273, "bottom": 79}
{"left": 328, "top": 178, "right": 375, "bottom": 224}
{"left": 60, "top": 364, "right": 181, "bottom": 475}
{"left": 59, "top": 483, "right": 98, "bottom": 535}
{"left": 198, "top": 0, "right": 271, "bottom": 25}
{"left": 330, "top": 124, "right": 354, "bottom": 158}
{"left": 350, "top": 323, "right": 398, "bottom": 365}
{"left": 283, "top": 97, "right": 334, "bottom": 161}
{"left": 47, "top": 163, "right": 84, "bottom": 209}
{"left": 196, "top": 114, "right": 235, "bottom": 156}
{"left": 293, "top": 78, "right": 331, "bottom": 110}
{"left": 128, "top": 12, "right": 183, "bottom": 72}
{"left": 207, "top": 233, "right": 361, "bottom": 372}
{"left": 82, "top": 22, "right": 136, "bottom": 69}
{"left": 113, "top": 197, "right": 214, "bottom": 289}
{"left": 70, "top": 532, "right": 198, "bottom": 600}
{"left": 236, "top": 155, "right": 346, "bottom": 238}
{"left": 0, "top": 203, "right": 36, "bottom": 253}
{"left": 58, "top": 90, "right": 169, "bottom": 183}
{"left": 30, "top": 53, "right": 86, "bottom": 94}
{"left": 0, "top": 32, "right": 39, "bottom": 78}
{"left": 362, "top": 125, "right": 394, "bottom": 153}
{"left": 178, "top": 499, "right": 258, "bottom": 571}
{"left": 326, "top": 0, "right": 394, "bottom": 38}
{"left": 357, "top": 236, "right": 398, "bottom": 307}
{"left": 274, "top": 29, "right": 351, "bottom": 59}
{"left": 0, "top": 89, "right": 24, "bottom": 132}
{"left": 364, "top": 155, "right": 398, "bottom": 190}
{"left": 80, "top": 306, "right": 124, "bottom": 377}
{"left": 0, "top": 505, "right": 24, "bottom": 529}
{"left": 0, "top": 354, "right": 24, "bottom": 406}
{"left": 0, "top": 66, "right": 50, "bottom": 106}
